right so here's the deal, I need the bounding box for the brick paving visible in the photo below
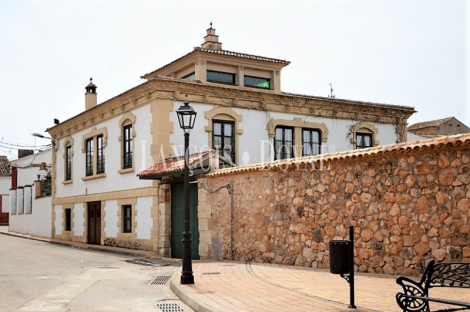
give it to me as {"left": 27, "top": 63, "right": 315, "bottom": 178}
{"left": 171, "top": 261, "right": 470, "bottom": 312}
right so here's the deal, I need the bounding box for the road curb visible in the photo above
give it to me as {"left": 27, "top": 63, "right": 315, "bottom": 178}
{"left": 0, "top": 230, "right": 161, "bottom": 259}
{"left": 170, "top": 271, "right": 214, "bottom": 312}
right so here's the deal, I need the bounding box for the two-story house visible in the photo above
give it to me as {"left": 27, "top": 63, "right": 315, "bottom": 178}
{"left": 46, "top": 26, "right": 415, "bottom": 258}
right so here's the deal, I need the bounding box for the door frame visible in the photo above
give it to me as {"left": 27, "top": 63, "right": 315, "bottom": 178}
{"left": 87, "top": 201, "right": 103, "bottom": 245}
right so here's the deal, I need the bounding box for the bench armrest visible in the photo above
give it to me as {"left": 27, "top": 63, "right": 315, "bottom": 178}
{"left": 396, "top": 276, "right": 429, "bottom": 311}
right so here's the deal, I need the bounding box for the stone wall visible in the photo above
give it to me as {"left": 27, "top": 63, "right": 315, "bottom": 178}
{"left": 200, "top": 145, "right": 470, "bottom": 276}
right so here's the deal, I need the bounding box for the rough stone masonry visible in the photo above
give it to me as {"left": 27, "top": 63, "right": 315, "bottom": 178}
{"left": 199, "top": 134, "right": 470, "bottom": 276}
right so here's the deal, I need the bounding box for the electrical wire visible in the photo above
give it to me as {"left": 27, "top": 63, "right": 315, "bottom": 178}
{"left": 0, "top": 143, "right": 52, "bottom": 151}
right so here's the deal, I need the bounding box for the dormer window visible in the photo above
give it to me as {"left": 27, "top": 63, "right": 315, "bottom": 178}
{"left": 182, "top": 72, "right": 195, "bottom": 80}
{"left": 244, "top": 76, "right": 270, "bottom": 89}
{"left": 207, "top": 70, "right": 235, "bottom": 85}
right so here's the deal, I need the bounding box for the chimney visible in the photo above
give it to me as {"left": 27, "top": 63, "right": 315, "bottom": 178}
{"left": 18, "top": 149, "right": 34, "bottom": 159}
{"left": 201, "top": 23, "right": 222, "bottom": 50}
{"left": 85, "top": 78, "right": 97, "bottom": 110}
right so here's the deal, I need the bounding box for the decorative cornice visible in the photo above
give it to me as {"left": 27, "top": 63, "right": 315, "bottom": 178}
{"left": 47, "top": 78, "right": 415, "bottom": 140}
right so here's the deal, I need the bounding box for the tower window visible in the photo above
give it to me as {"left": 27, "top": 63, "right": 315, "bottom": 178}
{"left": 207, "top": 70, "right": 235, "bottom": 85}
{"left": 244, "top": 76, "right": 270, "bottom": 89}
{"left": 182, "top": 72, "right": 195, "bottom": 80}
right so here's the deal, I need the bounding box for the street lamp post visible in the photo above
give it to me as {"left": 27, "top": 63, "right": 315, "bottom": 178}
{"left": 176, "top": 101, "right": 197, "bottom": 285}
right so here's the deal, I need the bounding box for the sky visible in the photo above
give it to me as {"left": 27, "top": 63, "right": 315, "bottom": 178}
{"left": 0, "top": 0, "right": 467, "bottom": 159}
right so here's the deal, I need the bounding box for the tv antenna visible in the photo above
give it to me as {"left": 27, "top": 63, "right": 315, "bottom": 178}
{"left": 328, "top": 83, "right": 335, "bottom": 98}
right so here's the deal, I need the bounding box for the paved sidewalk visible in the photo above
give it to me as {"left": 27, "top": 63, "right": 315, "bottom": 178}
{"left": 0, "top": 229, "right": 180, "bottom": 262}
{"left": 171, "top": 261, "right": 470, "bottom": 312}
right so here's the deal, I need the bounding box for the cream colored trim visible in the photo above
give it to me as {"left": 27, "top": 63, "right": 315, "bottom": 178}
{"left": 82, "top": 173, "right": 106, "bottom": 181}
{"left": 204, "top": 107, "right": 243, "bottom": 164}
{"left": 63, "top": 136, "right": 74, "bottom": 184}
{"left": 118, "top": 168, "right": 135, "bottom": 174}
{"left": 82, "top": 127, "right": 107, "bottom": 179}
{"left": 62, "top": 205, "right": 74, "bottom": 236}
{"left": 267, "top": 118, "right": 328, "bottom": 141}
{"left": 117, "top": 198, "right": 137, "bottom": 240}
{"left": 81, "top": 127, "right": 108, "bottom": 153}
{"left": 151, "top": 99, "right": 174, "bottom": 164}
{"left": 53, "top": 187, "right": 158, "bottom": 205}
{"left": 47, "top": 79, "right": 414, "bottom": 142}
{"left": 118, "top": 112, "right": 137, "bottom": 173}
{"left": 350, "top": 121, "right": 380, "bottom": 148}
{"left": 267, "top": 118, "right": 329, "bottom": 157}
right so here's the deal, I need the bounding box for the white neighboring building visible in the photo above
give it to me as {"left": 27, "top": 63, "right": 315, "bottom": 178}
{"left": 8, "top": 149, "right": 52, "bottom": 237}
{"left": 0, "top": 156, "right": 11, "bottom": 225}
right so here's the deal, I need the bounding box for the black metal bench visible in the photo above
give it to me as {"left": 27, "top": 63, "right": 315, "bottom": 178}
{"left": 396, "top": 260, "right": 470, "bottom": 312}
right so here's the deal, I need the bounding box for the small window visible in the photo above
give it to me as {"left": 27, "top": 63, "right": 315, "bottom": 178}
{"left": 213, "top": 120, "right": 235, "bottom": 163}
{"left": 207, "top": 70, "right": 235, "bottom": 85}
{"left": 123, "top": 124, "right": 133, "bottom": 169}
{"left": 356, "top": 132, "right": 373, "bottom": 149}
{"left": 65, "top": 208, "right": 72, "bottom": 232}
{"left": 182, "top": 72, "right": 195, "bottom": 80}
{"left": 302, "top": 129, "right": 321, "bottom": 156}
{"left": 65, "top": 146, "right": 72, "bottom": 181}
{"left": 122, "top": 205, "right": 132, "bottom": 233}
{"left": 244, "top": 76, "right": 270, "bottom": 89}
{"left": 275, "top": 126, "right": 294, "bottom": 160}
{"left": 85, "top": 138, "right": 93, "bottom": 176}
{"left": 97, "top": 135, "right": 105, "bottom": 174}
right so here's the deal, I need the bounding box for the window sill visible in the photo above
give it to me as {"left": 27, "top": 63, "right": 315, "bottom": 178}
{"left": 118, "top": 167, "right": 135, "bottom": 174}
{"left": 82, "top": 173, "right": 106, "bottom": 181}
{"left": 63, "top": 180, "right": 73, "bottom": 185}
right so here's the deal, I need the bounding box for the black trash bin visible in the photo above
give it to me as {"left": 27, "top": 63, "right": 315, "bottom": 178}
{"left": 329, "top": 240, "right": 351, "bottom": 274}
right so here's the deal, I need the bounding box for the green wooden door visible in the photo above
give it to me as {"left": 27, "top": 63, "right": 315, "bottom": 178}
{"left": 171, "top": 183, "right": 199, "bottom": 260}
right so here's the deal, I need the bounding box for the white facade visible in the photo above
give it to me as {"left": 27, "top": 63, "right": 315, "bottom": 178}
{"left": 170, "top": 102, "right": 399, "bottom": 165}
{"left": 0, "top": 177, "right": 10, "bottom": 213}
{"left": 55, "top": 105, "right": 153, "bottom": 198}
{"left": 11, "top": 149, "right": 52, "bottom": 187}
{"left": 9, "top": 186, "right": 52, "bottom": 238}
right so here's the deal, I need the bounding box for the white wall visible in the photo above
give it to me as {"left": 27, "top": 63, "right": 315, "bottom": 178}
{"left": 12, "top": 149, "right": 52, "bottom": 187}
{"left": 16, "top": 188, "right": 24, "bottom": 214}
{"left": 9, "top": 196, "right": 52, "bottom": 238}
{"left": 0, "top": 177, "right": 11, "bottom": 195}
{"left": 407, "top": 132, "right": 427, "bottom": 142}
{"left": 1, "top": 195, "right": 9, "bottom": 213}
{"left": 104, "top": 200, "right": 119, "bottom": 238}
{"left": 169, "top": 102, "right": 400, "bottom": 165}
{"left": 73, "top": 203, "right": 84, "bottom": 236}
{"left": 55, "top": 105, "right": 153, "bottom": 199}
{"left": 9, "top": 189, "right": 16, "bottom": 214}
{"left": 24, "top": 186, "right": 32, "bottom": 214}
{"left": 136, "top": 196, "right": 152, "bottom": 239}
{"left": 54, "top": 205, "right": 62, "bottom": 235}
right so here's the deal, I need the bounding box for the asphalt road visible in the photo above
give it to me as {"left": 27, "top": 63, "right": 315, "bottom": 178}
{"left": 0, "top": 226, "right": 192, "bottom": 312}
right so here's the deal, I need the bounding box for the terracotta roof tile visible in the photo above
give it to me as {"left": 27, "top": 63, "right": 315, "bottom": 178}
{"left": 408, "top": 117, "right": 454, "bottom": 131}
{"left": 207, "top": 133, "right": 470, "bottom": 177}
{"left": 138, "top": 150, "right": 232, "bottom": 178}
{"left": 0, "top": 156, "right": 11, "bottom": 177}
{"left": 141, "top": 47, "right": 289, "bottom": 78}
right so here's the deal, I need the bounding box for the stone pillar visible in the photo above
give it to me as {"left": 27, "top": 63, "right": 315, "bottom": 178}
{"left": 198, "top": 179, "right": 212, "bottom": 259}
{"left": 158, "top": 182, "right": 171, "bottom": 257}
{"left": 238, "top": 66, "right": 244, "bottom": 87}
{"left": 34, "top": 180, "right": 41, "bottom": 199}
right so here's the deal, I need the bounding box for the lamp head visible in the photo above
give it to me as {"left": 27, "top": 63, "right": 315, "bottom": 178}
{"left": 176, "top": 101, "right": 197, "bottom": 132}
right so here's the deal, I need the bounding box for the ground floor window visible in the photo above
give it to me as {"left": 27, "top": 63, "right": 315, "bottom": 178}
{"left": 122, "top": 205, "right": 132, "bottom": 233}
{"left": 65, "top": 208, "right": 72, "bottom": 232}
